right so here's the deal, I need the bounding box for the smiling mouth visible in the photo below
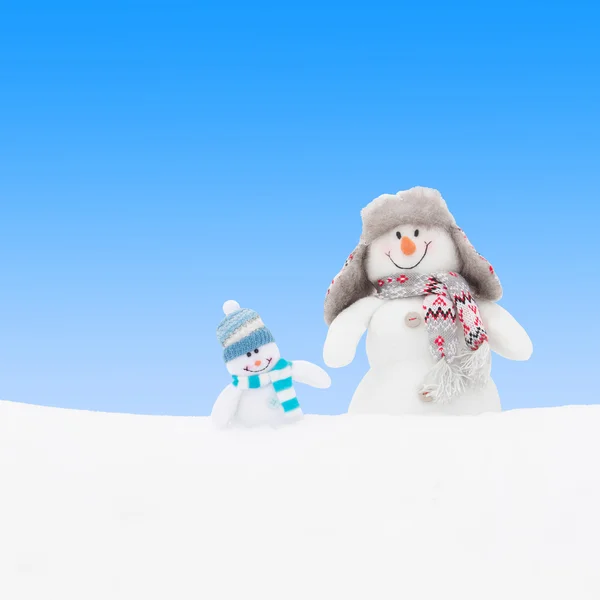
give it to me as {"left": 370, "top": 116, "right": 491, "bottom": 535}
{"left": 244, "top": 358, "right": 273, "bottom": 373}
{"left": 386, "top": 242, "right": 431, "bottom": 270}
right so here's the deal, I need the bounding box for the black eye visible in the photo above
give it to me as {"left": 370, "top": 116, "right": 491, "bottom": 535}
{"left": 414, "top": 229, "right": 419, "bottom": 237}
{"left": 396, "top": 232, "right": 402, "bottom": 239}
{"left": 254, "top": 348, "right": 259, "bottom": 354}
{"left": 246, "top": 352, "right": 252, "bottom": 358}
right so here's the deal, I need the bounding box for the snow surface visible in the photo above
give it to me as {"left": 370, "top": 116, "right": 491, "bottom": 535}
{"left": 1, "top": 400, "right": 599, "bottom": 600}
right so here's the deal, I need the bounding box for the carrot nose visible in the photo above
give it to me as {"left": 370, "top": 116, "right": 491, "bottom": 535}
{"left": 254, "top": 360, "right": 262, "bottom": 367}
{"left": 401, "top": 236, "right": 416, "bottom": 256}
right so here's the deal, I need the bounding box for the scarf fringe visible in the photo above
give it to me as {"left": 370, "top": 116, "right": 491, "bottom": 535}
{"left": 458, "top": 344, "right": 491, "bottom": 387}
{"left": 421, "top": 345, "right": 491, "bottom": 404}
{"left": 420, "top": 359, "right": 467, "bottom": 404}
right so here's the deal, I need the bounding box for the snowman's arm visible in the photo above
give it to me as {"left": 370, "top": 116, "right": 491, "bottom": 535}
{"left": 211, "top": 384, "right": 242, "bottom": 429}
{"left": 478, "top": 301, "right": 533, "bottom": 361}
{"left": 291, "top": 361, "right": 332, "bottom": 389}
{"left": 323, "top": 296, "right": 382, "bottom": 368}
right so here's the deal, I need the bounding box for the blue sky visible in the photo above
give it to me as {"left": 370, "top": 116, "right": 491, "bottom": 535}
{"left": 1, "top": 1, "right": 598, "bottom": 415}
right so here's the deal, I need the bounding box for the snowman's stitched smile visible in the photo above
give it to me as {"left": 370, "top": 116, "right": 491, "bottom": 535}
{"left": 243, "top": 358, "right": 273, "bottom": 373}
{"left": 386, "top": 242, "right": 431, "bottom": 270}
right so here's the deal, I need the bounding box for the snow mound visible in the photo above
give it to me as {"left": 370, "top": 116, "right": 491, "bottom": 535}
{"left": 1, "top": 401, "right": 599, "bottom": 599}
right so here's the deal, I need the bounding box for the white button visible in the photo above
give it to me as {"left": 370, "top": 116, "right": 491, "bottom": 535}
{"left": 405, "top": 311, "right": 422, "bottom": 328}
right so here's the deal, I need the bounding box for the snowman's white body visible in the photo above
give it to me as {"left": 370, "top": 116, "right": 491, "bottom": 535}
{"left": 232, "top": 384, "right": 293, "bottom": 427}
{"left": 352, "top": 297, "right": 501, "bottom": 415}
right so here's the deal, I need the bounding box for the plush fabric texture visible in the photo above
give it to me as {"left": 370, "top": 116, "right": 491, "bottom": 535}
{"left": 232, "top": 358, "right": 300, "bottom": 413}
{"left": 324, "top": 186, "right": 502, "bottom": 325}
{"left": 377, "top": 271, "right": 491, "bottom": 403}
{"left": 217, "top": 307, "right": 275, "bottom": 362}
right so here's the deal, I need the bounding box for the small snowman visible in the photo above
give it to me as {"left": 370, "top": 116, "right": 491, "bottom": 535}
{"left": 212, "top": 300, "right": 331, "bottom": 428}
{"left": 323, "top": 186, "right": 533, "bottom": 415}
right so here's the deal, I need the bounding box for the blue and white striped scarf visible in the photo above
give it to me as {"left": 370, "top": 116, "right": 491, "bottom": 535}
{"left": 232, "top": 358, "right": 300, "bottom": 413}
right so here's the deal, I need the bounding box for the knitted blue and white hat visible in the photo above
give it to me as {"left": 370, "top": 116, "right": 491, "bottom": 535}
{"left": 217, "top": 300, "right": 275, "bottom": 362}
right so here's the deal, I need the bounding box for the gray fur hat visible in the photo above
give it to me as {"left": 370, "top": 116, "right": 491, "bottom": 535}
{"left": 324, "top": 186, "right": 502, "bottom": 325}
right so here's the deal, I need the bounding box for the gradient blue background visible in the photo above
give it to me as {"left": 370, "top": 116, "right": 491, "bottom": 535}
{"left": 1, "top": 1, "right": 598, "bottom": 415}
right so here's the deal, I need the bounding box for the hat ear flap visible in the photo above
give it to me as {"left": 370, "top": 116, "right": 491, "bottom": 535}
{"left": 451, "top": 227, "right": 503, "bottom": 301}
{"left": 324, "top": 243, "right": 373, "bottom": 325}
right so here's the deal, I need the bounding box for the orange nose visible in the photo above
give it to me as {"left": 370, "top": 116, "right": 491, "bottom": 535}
{"left": 254, "top": 360, "right": 262, "bottom": 367}
{"left": 401, "top": 236, "right": 417, "bottom": 256}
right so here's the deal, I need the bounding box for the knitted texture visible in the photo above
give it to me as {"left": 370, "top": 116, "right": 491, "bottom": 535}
{"left": 217, "top": 307, "right": 275, "bottom": 362}
{"left": 223, "top": 327, "right": 275, "bottom": 363}
{"left": 232, "top": 358, "right": 300, "bottom": 413}
{"left": 217, "top": 308, "right": 260, "bottom": 346}
{"left": 377, "top": 272, "right": 491, "bottom": 403}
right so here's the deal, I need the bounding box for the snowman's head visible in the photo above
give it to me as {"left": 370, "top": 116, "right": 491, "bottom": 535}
{"left": 365, "top": 224, "right": 460, "bottom": 281}
{"left": 217, "top": 300, "right": 281, "bottom": 375}
{"left": 324, "top": 187, "right": 503, "bottom": 326}
{"left": 225, "top": 341, "right": 281, "bottom": 376}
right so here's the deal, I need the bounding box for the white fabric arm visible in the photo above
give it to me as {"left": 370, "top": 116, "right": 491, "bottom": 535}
{"left": 211, "top": 384, "right": 242, "bottom": 429}
{"left": 323, "top": 296, "right": 382, "bottom": 368}
{"left": 291, "top": 361, "right": 332, "bottom": 389}
{"left": 478, "top": 301, "right": 533, "bottom": 361}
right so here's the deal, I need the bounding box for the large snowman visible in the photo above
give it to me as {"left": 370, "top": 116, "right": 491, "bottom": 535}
{"left": 323, "top": 186, "right": 532, "bottom": 415}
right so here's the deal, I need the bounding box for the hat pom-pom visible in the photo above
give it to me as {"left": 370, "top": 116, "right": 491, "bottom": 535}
{"left": 223, "top": 300, "right": 241, "bottom": 316}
